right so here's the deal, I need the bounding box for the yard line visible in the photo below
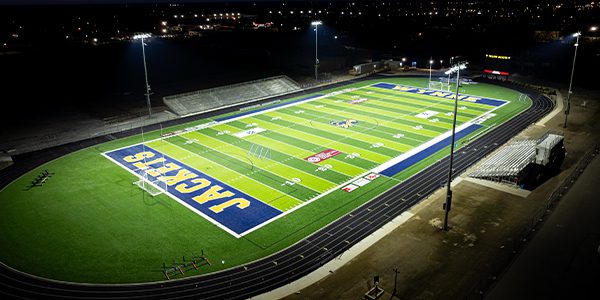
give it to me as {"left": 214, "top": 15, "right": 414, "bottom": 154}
{"left": 148, "top": 139, "right": 306, "bottom": 208}
{"left": 183, "top": 131, "right": 341, "bottom": 190}
{"left": 318, "top": 96, "right": 455, "bottom": 132}
{"left": 250, "top": 113, "right": 396, "bottom": 162}
{"left": 169, "top": 135, "right": 321, "bottom": 200}
{"left": 215, "top": 122, "right": 370, "bottom": 176}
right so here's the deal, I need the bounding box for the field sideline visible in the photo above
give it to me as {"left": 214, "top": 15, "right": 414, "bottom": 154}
{"left": 0, "top": 77, "right": 531, "bottom": 283}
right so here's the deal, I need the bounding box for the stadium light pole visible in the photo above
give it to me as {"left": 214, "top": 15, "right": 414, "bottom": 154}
{"left": 312, "top": 20, "right": 322, "bottom": 81}
{"left": 133, "top": 33, "right": 153, "bottom": 117}
{"left": 429, "top": 59, "right": 434, "bottom": 85}
{"left": 563, "top": 32, "right": 580, "bottom": 128}
{"left": 443, "top": 61, "right": 468, "bottom": 231}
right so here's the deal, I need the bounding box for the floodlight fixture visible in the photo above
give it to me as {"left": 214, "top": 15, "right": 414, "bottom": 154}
{"left": 444, "top": 62, "right": 468, "bottom": 75}
{"left": 573, "top": 32, "right": 581, "bottom": 37}
{"left": 311, "top": 20, "right": 322, "bottom": 26}
{"left": 133, "top": 33, "right": 151, "bottom": 40}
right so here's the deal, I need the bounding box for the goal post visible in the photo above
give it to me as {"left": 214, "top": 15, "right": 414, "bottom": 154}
{"left": 429, "top": 81, "right": 451, "bottom": 92}
{"left": 133, "top": 169, "right": 168, "bottom": 196}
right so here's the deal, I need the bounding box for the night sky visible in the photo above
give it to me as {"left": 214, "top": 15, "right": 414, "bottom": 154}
{"left": 1, "top": 0, "right": 278, "bottom": 4}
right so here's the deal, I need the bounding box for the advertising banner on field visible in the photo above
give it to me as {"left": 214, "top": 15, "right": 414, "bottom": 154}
{"left": 304, "top": 149, "right": 341, "bottom": 163}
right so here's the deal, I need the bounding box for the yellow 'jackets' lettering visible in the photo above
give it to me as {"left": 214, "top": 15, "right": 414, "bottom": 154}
{"left": 175, "top": 178, "right": 211, "bottom": 194}
{"left": 124, "top": 151, "right": 154, "bottom": 163}
{"left": 158, "top": 169, "right": 198, "bottom": 186}
{"left": 192, "top": 185, "right": 234, "bottom": 204}
{"left": 209, "top": 198, "right": 250, "bottom": 213}
{"left": 147, "top": 163, "right": 181, "bottom": 177}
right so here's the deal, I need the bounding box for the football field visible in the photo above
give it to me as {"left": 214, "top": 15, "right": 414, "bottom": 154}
{"left": 105, "top": 81, "right": 509, "bottom": 237}
{"left": 0, "top": 77, "right": 531, "bottom": 283}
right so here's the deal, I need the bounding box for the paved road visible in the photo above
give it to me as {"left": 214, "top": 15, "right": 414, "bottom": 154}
{"left": 486, "top": 154, "right": 600, "bottom": 300}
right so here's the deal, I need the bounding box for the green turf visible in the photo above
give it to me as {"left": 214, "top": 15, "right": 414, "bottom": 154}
{"left": 0, "top": 77, "right": 531, "bottom": 283}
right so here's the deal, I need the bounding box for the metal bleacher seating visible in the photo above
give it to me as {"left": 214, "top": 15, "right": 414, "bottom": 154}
{"left": 163, "top": 75, "right": 302, "bottom": 117}
{"left": 469, "top": 140, "right": 537, "bottom": 184}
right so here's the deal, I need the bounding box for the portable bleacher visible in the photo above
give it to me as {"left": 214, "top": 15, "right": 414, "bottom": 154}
{"left": 535, "top": 133, "right": 564, "bottom": 166}
{"left": 470, "top": 133, "right": 565, "bottom": 189}
{"left": 469, "top": 140, "right": 537, "bottom": 186}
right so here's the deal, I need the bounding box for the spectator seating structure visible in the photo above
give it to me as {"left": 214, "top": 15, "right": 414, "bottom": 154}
{"left": 163, "top": 75, "right": 301, "bottom": 117}
{"left": 469, "top": 140, "right": 537, "bottom": 185}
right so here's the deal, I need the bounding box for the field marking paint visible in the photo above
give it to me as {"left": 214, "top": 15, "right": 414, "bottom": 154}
{"left": 185, "top": 131, "right": 340, "bottom": 189}
{"left": 162, "top": 138, "right": 308, "bottom": 204}
{"left": 101, "top": 81, "right": 512, "bottom": 237}
{"left": 245, "top": 93, "right": 510, "bottom": 235}
{"left": 102, "top": 151, "right": 243, "bottom": 238}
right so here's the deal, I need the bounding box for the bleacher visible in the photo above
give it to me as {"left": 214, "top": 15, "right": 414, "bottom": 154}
{"left": 163, "top": 75, "right": 301, "bottom": 117}
{"left": 469, "top": 140, "right": 538, "bottom": 185}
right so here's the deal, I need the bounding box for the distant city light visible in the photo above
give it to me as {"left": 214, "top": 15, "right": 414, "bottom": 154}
{"left": 92, "top": 38, "right": 98, "bottom": 43}
{"left": 591, "top": 26, "right": 598, "bottom": 31}
{"left": 162, "top": 28, "right": 167, "bottom": 33}
{"left": 161, "top": 21, "right": 167, "bottom": 26}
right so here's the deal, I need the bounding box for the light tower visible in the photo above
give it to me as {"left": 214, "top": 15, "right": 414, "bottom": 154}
{"left": 442, "top": 61, "right": 468, "bottom": 231}
{"left": 563, "top": 32, "right": 580, "bottom": 128}
{"left": 311, "top": 21, "right": 322, "bottom": 81}
{"left": 428, "top": 59, "right": 434, "bottom": 88}
{"left": 133, "top": 33, "right": 153, "bottom": 117}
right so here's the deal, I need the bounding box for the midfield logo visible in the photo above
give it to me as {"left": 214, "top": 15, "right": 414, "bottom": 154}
{"left": 330, "top": 119, "right": 358, "bottom": 128}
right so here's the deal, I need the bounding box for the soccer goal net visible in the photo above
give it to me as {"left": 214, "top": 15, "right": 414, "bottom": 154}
{"left": 428, "top": 81, "right": 451, "bottom": 92}
{"left": 133, "top": 169, "right": 168, "bottom": 197}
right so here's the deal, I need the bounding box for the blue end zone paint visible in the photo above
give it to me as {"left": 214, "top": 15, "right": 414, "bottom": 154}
{"left": 105, "top": 144, "right": 282, "bottom": 236}
{"left": 474, "top": 98, "right": 505, "bottom": 107}
{"left": 380, "top": 124, "right": 483, "bottom": 177}
{"left": 372, "top": 82, "right": 396, "bottom": 89}
{"left": 215, "top": 94, "right": 323, "bottom": 122}
{"left": 372, "top": 83, "right": 506, "bottom": 107}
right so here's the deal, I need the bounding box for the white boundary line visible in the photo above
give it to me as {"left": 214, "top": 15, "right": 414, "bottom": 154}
{"left": 100, "top": 82, "right": 511, "bottom": 238}
{"left": 101, "top": 149, "right": 244, "bottom": 238}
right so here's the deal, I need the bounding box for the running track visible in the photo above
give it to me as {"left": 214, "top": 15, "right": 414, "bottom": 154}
{"left": 0, "top": 78, "right": 554, "bottom": 299}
